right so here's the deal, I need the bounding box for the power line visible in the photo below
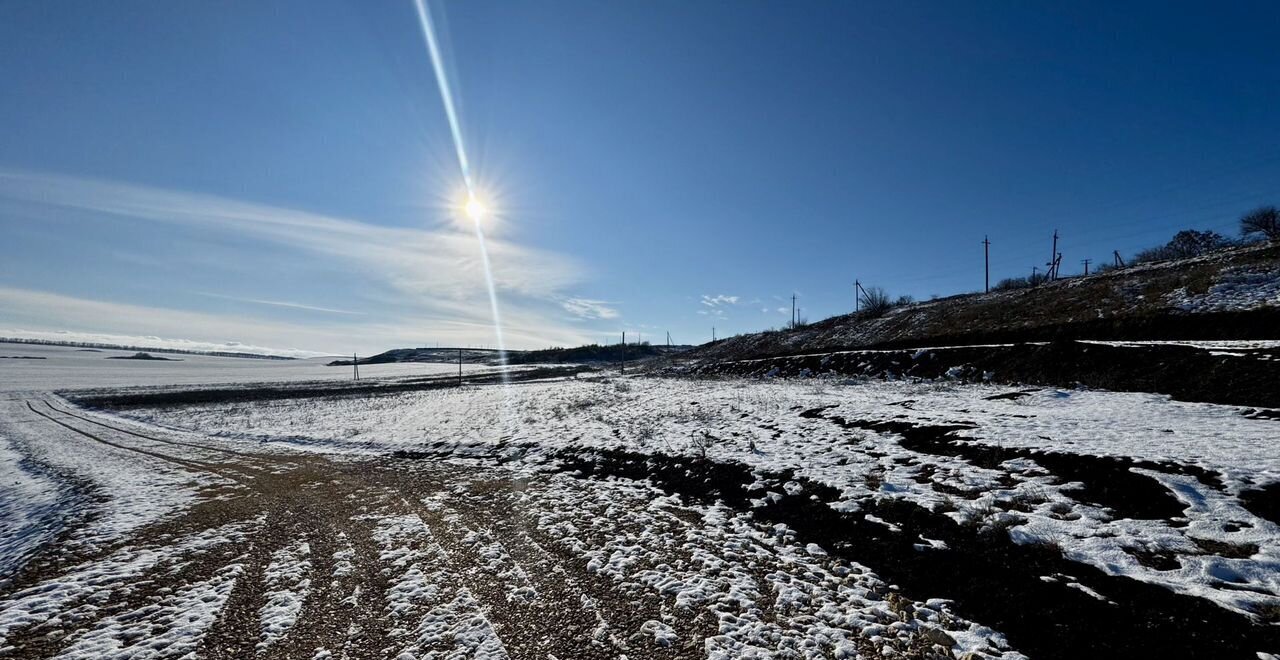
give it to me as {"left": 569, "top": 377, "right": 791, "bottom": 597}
{"left": 1037, "top": 183, "right": 1276, "bottom": 247}
{"left": 888, "top": 201, "right": 1267, "bottom": 289}
{"left": 889, "top": 184, "right": 1276, "bottom": 286}
{"left": 1020, "top": 148, "right": 1280, "bottom": 228}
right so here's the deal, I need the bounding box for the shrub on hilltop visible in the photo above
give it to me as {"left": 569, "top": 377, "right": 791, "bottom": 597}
{"left": 1241, "top": 206, "right": 1280, "bottom": 242}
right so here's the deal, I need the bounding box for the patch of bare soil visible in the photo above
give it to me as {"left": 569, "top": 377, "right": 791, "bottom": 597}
{"left": 687, "top": 340, "right": 1280, "bottom": 408}
{"left": 0, "top": 399, "right": 706, "bottom": 659}
{"left": 558, "top": 425, "right": 1280, "bottom": 660}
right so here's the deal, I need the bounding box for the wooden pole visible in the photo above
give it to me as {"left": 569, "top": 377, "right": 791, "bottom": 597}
{"left": 983, "top": 235, "right": 990, "bottom": 293}
{"left": 353, "top": 353, "right": 359, "bottom": 381}
{"left": 1049, "top": 230, "right": 1059, "bottom": 280}
{"left": 620, "top": 331, "right": 625, "bottom": 374}
{"left": 1082, "top": 258, "right": 1091, "bottom": 276}
{"left": 458, "top": 348, "right": 463, "bottom": 387}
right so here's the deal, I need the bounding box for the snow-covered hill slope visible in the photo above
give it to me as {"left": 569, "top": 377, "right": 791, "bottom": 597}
{"left": 690, "top": 243, "right": 1280, "bottom": 362}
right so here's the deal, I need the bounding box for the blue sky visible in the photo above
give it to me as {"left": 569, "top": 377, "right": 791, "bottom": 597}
{"left": 2, "top": 1, "right": 1278, "bottom": 355}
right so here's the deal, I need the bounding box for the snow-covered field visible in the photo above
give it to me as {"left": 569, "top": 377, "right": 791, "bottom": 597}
{"left": 1165, "top": 264, "right": 1280, "bottom": 312}
{"left": 0, "top": 389, "right": 1024, "bottom": 659}
{"left": 0, "top": 341, "right": 489, "bottom": 392}
{"left": 2, "top": 348, "right": 1278, "bottom": 658}
{"left": 117, "top": 376, "right": 1280, "bottom": 623}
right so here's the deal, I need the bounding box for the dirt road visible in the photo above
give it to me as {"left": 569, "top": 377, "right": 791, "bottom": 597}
{"left": 1, "top": 395, "right": 968, "bottom": 660}
{"left": 0, "top": 397, "right": 719, "bottom": 659}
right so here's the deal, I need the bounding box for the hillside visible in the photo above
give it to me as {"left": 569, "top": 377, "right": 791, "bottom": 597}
{"left": 329, "top": 343, "right": 692, "bottom": 367}
{"left": 504, "top": 343, "right": 691, "bottom": 365}
{"left": 328, "top": 347, "right": 500, "bottom": 366}
{"left": 0, "top": 337, "right": 296, "bottom": 360}
{"left": 688, "top": 242, "right": 1280, "bottom": 362}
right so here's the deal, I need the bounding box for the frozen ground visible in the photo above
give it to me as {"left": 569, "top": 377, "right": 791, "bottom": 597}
{"left": 0, "top": 393, "right": 1016, "bottom": 660}
{"left": 1, "top": 352, "right": 1278, "bottom": 658}
{"left": 1080, "top": 339, "right": 1280, "bottom": 351}
{"left": 118, "top": 376, "right": 1280, "bottom": 620}
{"left": 1165, "top": 264, "right": 1280, "bottom": 313}
{"left": 0, "top": 342, "right": 491, "bottom": 392}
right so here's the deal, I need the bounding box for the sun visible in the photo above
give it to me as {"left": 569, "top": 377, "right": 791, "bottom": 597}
{"left": 464, "top": 195, "right": 487, "bottom": 221}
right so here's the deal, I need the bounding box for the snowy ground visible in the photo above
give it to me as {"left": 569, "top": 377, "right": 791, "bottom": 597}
{"left": 2, "top": 352, "right": 1278, "bottom": 658}
{"left": 115, "top": 375, "right": 1280, "bottom": 621}
{"left": 1165, "top": 263, "right": 1280, "bottom": 313}
{"left": 0, "top": 341, "right": 492, "bottom": 392}
{"left": 0, "top": 392, "right": 1017, "bottom": 660}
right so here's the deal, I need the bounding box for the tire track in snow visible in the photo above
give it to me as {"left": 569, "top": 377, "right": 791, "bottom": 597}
{"left": 9, "top": 400, "right": 409, "bottom": 659}
{"left": 442, "top": 477, "right": 713, "bottom": 658}
{"left": 0, "top": 519, "right": 260, "bottom": 657}
{"left": 24, "top": 401, "right": 241, "bottom": 482}
{"left": 43, "top": 400, "right": 265, "bottom": 460}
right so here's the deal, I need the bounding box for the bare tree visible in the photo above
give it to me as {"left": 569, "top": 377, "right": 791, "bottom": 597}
{"left": 1134, "top": 229, "right": 1230, "bottom": 263}
{"left": 858, "top": 286, "right": 892, "bottom": 317}
{"left": 1241, "top": 206, "right": 1280, "bottom": 242}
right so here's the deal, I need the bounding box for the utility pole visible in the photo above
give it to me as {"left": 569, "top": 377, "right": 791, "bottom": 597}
{"left": 712, "top": 326, "right": 716, "bottom": 342}
{"left": 854, "top": 280, "right": 871, "bottom": 311}
{"left": 352, "top": 353, "right": 359, "bottom": 381}
{"left": 458, "top": 348, "right": 463, "bottom": 387}
{"left": 620, "top": 331, "right": 625, "bottom": 374}
{"left": 791, "top": 294, "right": 797, "bottom": 329}
{"left": 1113, "top": 251, "right": 1125, "bottom": 268}
{"left": 983, "top": 235, "right": 991, "bottom": 293}
{"left": 1081, "top": 258, "right": 1092, "bottom": 276}
{"left": 1049, "top": 230, "right": 1059, "bottom": 280}
{"left": 1047, "top": 233, "right": 1061, "bottom": 281}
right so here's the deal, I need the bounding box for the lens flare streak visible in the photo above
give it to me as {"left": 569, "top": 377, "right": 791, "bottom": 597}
{"left": 413, "top": 0, "right": 472, "bottom": 191}
{"left": 412, "top": 0, "right": 508, "bottom": 371}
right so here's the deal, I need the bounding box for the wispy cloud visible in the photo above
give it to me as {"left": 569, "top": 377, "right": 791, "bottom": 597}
{"left": 0, "top": 328, "right": 328, "bottom": 359}
{"left": 0, "top": 169, "right": 610, "bottom": 350}
{"left": 700, "top": 294, "right": 740, "bottom": 308}
{"left": 697, "top": 293, "right": 740, "bottom": 319}
{"left": 195, "top": 292, "right": 365, "bottom": 316}
{"left": 560, "top": 297, "right": 619, "bottom": 320}
{"left": 0, "top": 286, "right": 595, "bottom": 356}
{"left": 0, "top": 287, "right": 332, "bottom": 357}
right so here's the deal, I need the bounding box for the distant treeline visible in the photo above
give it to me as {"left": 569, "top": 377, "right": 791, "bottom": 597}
{"left": 0, "top": 337, "right": 296, "bottom": 360}
{"left": 994, "top": 207, "right": 1279, "bottom": 291}
{"left": 328, "top": 347, "right": 498, "bottom": 366}
{"left": 505, "top": 342, "right": 690, "bottom": 365}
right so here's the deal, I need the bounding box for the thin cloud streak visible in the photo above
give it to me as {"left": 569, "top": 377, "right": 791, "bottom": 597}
{"left": 195, "top": 292, "right": 365, "bottom": 316}
{"left": 0, "top": 169, "right": 582, "bottom": 301}
{"left": 700, "top": 294, "right": 740, "bottom": 307}
{"left": 0, "top": 286, "right": 598, "bottom": 356}
{"left": 560, "top": 297, "right": 619, "bottom": 320}
{"left": 0, "top": 169, "right": 609, "bottom": 350}
{"left": 0, "top": 328, "right": 329, "bottom": 359}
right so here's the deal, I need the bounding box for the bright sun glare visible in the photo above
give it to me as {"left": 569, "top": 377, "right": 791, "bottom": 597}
{"left": 464, "top": 196, "right": 487, "bottom": 221}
